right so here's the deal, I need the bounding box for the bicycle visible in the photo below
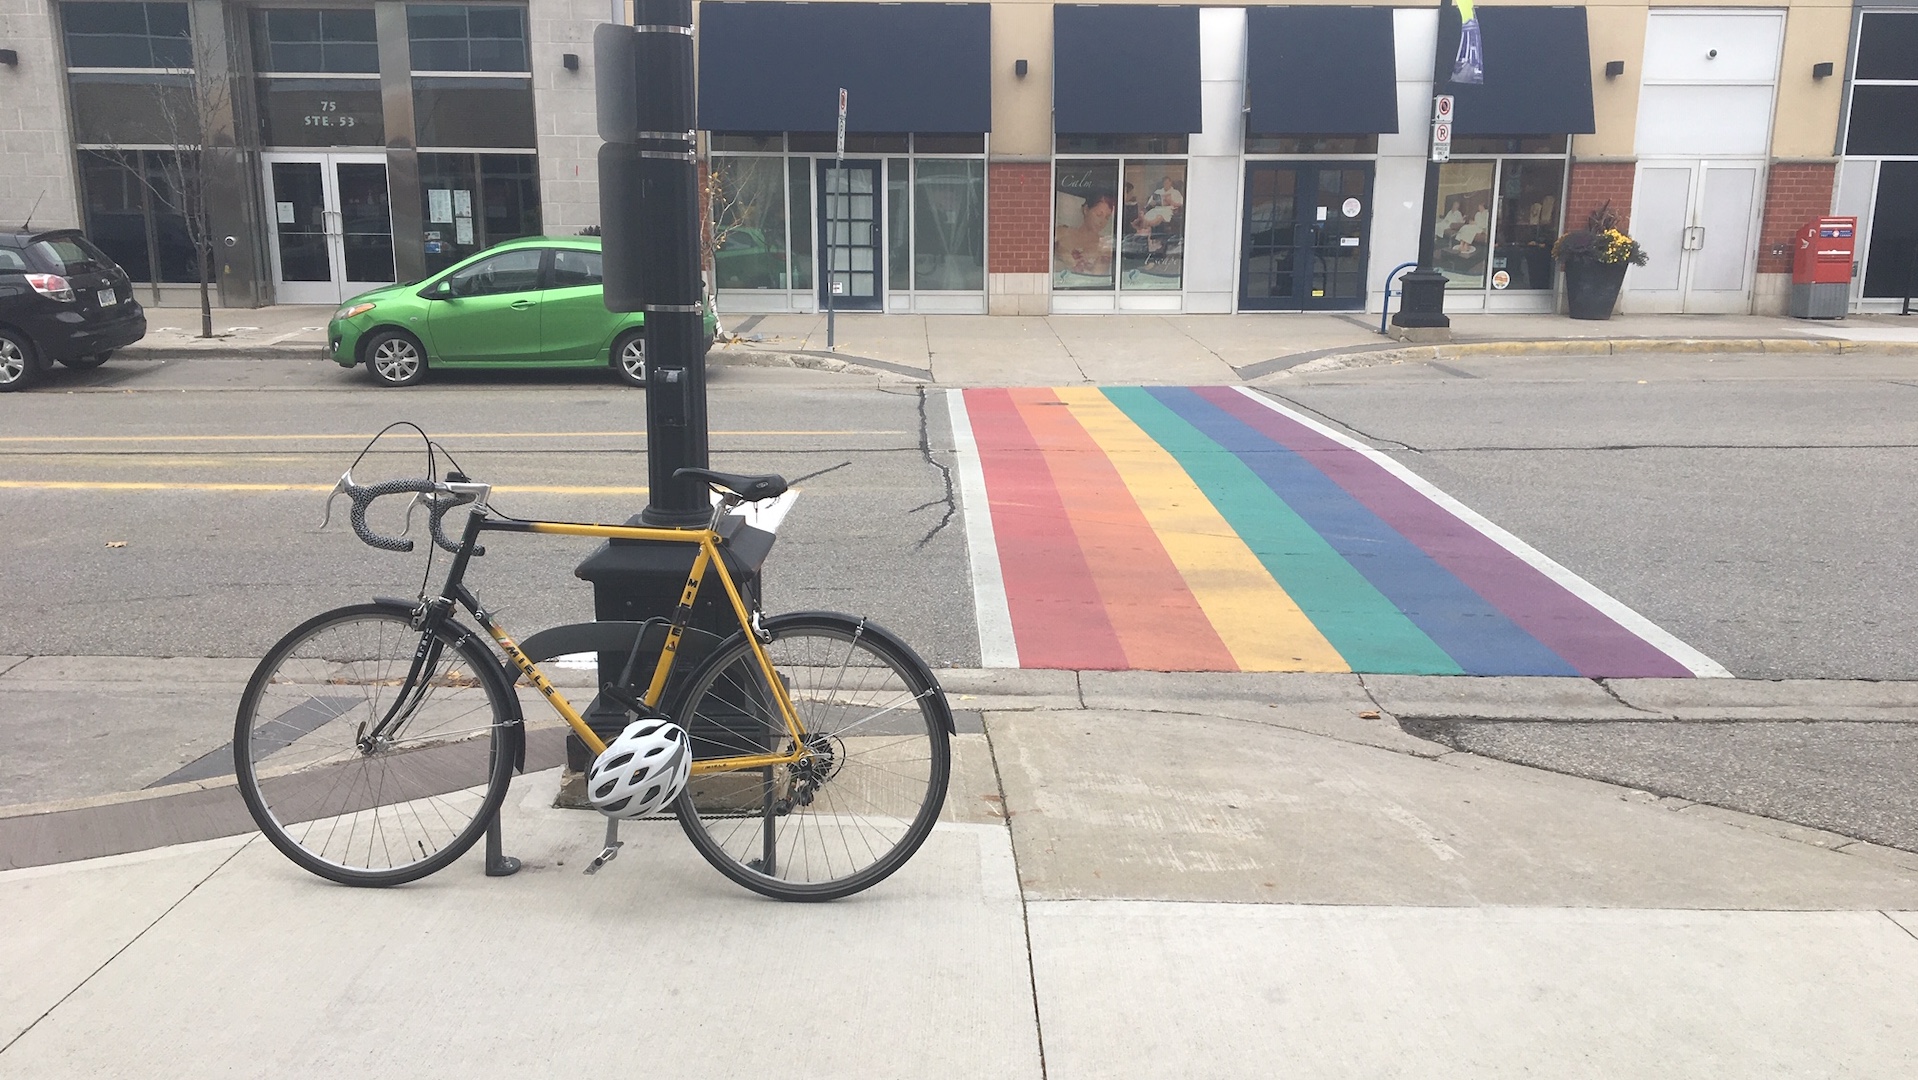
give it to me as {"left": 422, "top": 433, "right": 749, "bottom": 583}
{"left": 232, "top": 449, "right": 954, "bottom": 901}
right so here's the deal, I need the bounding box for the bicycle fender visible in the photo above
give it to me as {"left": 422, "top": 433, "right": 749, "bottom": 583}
{"left": 366, "top": 597, "right": 528, "bottom": 772}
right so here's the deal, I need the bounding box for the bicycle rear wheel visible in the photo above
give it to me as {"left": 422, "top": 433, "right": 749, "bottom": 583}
{"left": 234, "top": 603, "right": 516, "bottom": 886}
{"left": 673, "top": 613, "right": 952, "bottom": 901}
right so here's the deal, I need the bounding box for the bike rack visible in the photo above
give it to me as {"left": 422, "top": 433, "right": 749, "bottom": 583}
{"left": 1379, "top": 261, "right": 1421, "bottom": 336}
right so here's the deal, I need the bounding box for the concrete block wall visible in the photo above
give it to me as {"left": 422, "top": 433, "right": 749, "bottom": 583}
{"left": 530, "top": 0, "right": 606, "bottom": 235}
{"left": 0, "top": 0, "right": 81, "bottom": 231}
{"left": 987, "top": 161, "right": 1049, "bottom": 314}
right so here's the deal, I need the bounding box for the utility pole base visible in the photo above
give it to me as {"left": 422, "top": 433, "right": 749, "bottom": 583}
{"left": 1388, "top": 324, "right": 1453, "bottom": 344}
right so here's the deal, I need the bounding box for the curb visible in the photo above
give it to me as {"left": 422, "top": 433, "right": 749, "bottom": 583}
{"left": 1260, "top": 336, "right": 1918, "bottom": 377}
{"left": 120, "top": 343, "right": 328, "bottom": 361}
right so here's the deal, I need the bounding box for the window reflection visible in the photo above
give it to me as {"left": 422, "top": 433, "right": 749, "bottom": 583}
{"left": 1492, "top": 160, "right": 1562, "bottom": 291}
{"left": 710, "top": 155, "right": 790, "bottom": 289}
{"left": 913, "top": 159, "right": 984, "bottom": 290}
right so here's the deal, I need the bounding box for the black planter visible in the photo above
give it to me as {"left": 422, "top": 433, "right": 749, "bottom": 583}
{"left": 1564, "top": 260, "right": 1629, "bottom": 320}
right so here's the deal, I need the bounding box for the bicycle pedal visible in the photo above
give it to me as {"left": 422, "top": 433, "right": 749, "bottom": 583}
{"left": 583, "top": 842, "right": 623, "bottom": 875}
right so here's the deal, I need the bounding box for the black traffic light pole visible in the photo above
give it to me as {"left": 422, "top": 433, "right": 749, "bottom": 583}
{"left": 1390, "top": 0, "right": 1456, "bottom": 336}
{"left": 596, "top": 0, "right": 709, "bottom": 526}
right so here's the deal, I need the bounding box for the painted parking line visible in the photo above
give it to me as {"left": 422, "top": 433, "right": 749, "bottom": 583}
{"left": 950, "top": 386, "right": 1728, "bottom": 678}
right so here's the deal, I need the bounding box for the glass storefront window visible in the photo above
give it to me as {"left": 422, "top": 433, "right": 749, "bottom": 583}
{"left": 1452, "top": 136, "right": 1567, "bottom": 155}
{"left": 710, "top": 155, "right": 790, "bottom": 290}
{"left": 1120, "top": 161, "right": 1185, "bottom": 290}
{"left": 407, "top": 3, "right": 528, "bottom": 71}
{"left": 251, "top": 9, "right": 378, "bottom": 74}
{"left": 417, "top": 152, "right": 539, "bottom": 272}
{"left": 62, "top": 2, "right": 191, "bottom": 68}
{"left": 788, "top": 157, "right": 812, "bottom": 289}
{"left": 1244, "top": 134, "right": 1379, "bottom": 155}
{"left": 68, "top": 72, "right": 196, "bottom": 144}
{"left": 413, "top": 77, "right": 536, "bottom": 147}
{"left": 790, "top": 133, "right": 909, "bottom": 154}
{"left": 1056, "top": 135, "right": 1187, "bottom": 155}
{"left": 257, "top": 78, "right": 383, "bottom": 146}
{"left": 78, "top": 150, "right": 197, "bottom": 284}
{"left": 887, "top": 159, "right": 911, "bottom": 291}
{"left": 1492, "top": 160, "right": 1563, "bottom": 292}
{"left": 1053, "top": 160, "right": 1119, "bottom": 290}
{"left": 1434, "top": 161, "right": 1495, "bottom": 288}
{"left": 913, "top": 158, "right": 984, "bottom": 291}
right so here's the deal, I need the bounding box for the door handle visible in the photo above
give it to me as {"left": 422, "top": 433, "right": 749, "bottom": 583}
{"left": 1683, "top": 226, "right": 1705, "bottom": 251}
{"left": 510, "top": 299, "right": 535, "bottom": 309}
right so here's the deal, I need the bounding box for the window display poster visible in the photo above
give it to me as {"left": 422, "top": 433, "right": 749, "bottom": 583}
{"left": 455, "top": 217, "right": 474, "bottom": 245}
{"left": 1433, "top": 162, "right": 1494, "bottom": 288}
{"left": 1053, "top": 161, "right": 1120, "bottom": 290}
{"left": 429, "top": 188, "right": 454, "bottom": 223}
{"left": 277, "top": 201, "right": 296, "bottom": 224}
{"left": 453, "top": 189, "right": 472, "bottom": 217}
{"left": 1119, "top": 161, "right": 1186, "bottom": 290}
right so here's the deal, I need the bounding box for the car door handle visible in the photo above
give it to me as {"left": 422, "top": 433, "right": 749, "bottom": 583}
{"left": 510, "top": 299, "right": 535, "bottom": 309}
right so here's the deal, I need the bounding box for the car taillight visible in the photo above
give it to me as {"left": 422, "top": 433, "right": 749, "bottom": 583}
{"left": 25, "top": 274, "right": 75, "bottom": 302}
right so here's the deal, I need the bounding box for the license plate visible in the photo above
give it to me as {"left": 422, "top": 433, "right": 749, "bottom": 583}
{"left": 98, "top": 288, "right": 118, "bottom": 307}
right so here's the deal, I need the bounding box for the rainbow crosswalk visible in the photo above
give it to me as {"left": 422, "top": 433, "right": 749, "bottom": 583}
{"left": 949, "top": 385, "right": 1726, "bottom": 677}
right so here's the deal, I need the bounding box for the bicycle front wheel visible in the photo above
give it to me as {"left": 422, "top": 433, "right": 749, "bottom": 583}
{"left": 674, "top": 613, "right": 952, "bottom": 901}
{"left": 234, "top": 603, "right": 516, "bottom": 886}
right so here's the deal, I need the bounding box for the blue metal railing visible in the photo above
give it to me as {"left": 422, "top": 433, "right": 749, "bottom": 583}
{"left": 1379, "top": 262, "right": 1420, "bottom": 335}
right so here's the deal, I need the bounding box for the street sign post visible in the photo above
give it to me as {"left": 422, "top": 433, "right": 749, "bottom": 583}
{"left": 1430, "top": 94, "right": 1454, "bottom": 162}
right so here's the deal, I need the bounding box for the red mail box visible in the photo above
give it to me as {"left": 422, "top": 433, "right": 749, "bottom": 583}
{"left": 1793, "top": 217, "right": 1856, "bottom": 285}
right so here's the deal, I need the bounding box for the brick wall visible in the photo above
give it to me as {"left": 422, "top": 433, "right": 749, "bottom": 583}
{"left": 1755, "top": 163, "right": 1837, "bottom": 275}
{"left": 1565, "top": 161, "right": 1636, "bottom": 234}
{"left": 988, "top": 162, "right": 1052, "bottom": 274}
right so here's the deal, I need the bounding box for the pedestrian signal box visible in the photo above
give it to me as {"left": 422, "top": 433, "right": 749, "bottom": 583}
{"left": 1789, "top": 216, "right": 1855, "bottom": 319}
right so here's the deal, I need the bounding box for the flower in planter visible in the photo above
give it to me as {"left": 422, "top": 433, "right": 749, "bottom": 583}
{"left": 1551, "top": 202, "right": 1650, "bottom": 267}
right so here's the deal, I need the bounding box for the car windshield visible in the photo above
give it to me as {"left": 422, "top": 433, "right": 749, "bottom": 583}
{"left": 28, "top": 234, "right": 114, "bottom": 275}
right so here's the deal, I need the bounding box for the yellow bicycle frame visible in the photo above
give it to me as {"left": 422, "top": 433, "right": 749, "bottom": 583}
{"left": 469, "top": 515, "right": 806, "bottom": 775}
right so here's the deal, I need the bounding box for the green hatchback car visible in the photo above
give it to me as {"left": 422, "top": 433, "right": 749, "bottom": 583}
{"left": 327, "top": 235, "right": 717, "bottom": 388}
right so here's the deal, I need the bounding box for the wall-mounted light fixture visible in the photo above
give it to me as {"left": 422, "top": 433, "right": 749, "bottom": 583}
{"left": 1812, "top": 61, "right": 1834, "bottom": 80}
{"left": 0, "top": 48, "right": 19, "bottom": 67}
{"left": 1014, "top": 58, "right": 1028, "bottom": 77}
{"left": 1604, "top": 60, "right": 1625, "bottom": 79}
{"left": 563, "top": 52, "right": 580, "bottom": 71}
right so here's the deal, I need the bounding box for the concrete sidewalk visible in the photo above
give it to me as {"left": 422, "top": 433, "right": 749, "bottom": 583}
{"left": 4, "top": 667, "right": 1917, "bottom": 1076}
{"left": 120, "top": 304, "right": 1918, "bottom": 385}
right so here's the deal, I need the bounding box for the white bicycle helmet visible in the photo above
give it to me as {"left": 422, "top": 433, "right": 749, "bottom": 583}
{"left": 585, "top": 718, "right": 692, "bottom": 819}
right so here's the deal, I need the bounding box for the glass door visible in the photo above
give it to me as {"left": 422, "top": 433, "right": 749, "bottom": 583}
{"left": 263, "top": 152, "right": 395, "bottom": 305}
{"left": 817, "top": 159, "right": 882, "bottom": 311}
{"left": 1240, "top": 162, "right": 1372, "bottom": 311}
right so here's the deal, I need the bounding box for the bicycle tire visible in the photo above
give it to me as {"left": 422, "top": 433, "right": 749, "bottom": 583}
{"left": 673, "top": 612, "right": 952, "bottom": 901}
{"left": 233, "top": 602, "right": 517, "bottom": 886}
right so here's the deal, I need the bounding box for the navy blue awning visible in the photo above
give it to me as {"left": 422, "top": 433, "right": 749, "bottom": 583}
{"left": 1246, "top": 7, "right": 1398, "bottom": 135}
{"left": 697, "top": 2, "right": 990, "bottom": 133}
{"left": 1053, "top": 5, "right": 1202, "bottom": 134}
{"left": 1439, "top": 5, "right": 1595, "bottom": 135}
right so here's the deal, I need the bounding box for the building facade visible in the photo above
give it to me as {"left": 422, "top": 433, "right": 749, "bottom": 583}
{"left": 0, "top": 0, "right": 1908, "bottom": 315}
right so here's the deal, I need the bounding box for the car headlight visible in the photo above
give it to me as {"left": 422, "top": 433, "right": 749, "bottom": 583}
{"left": 334, "top": 302, "right": 376, "bottom": 320}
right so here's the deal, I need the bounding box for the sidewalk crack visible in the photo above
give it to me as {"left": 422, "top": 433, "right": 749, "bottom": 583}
{"left": 1045, "top": 320, "right": 1089, "bottom": 384}
{"left": 908, "top": 386, "right": 957, "bottom": 549}
{"left": 1592, "top": 678, "right": 1674, "bottom": 717}
{"left": 1163, "top": 317, "right": 1229, "bottom": 368}
{"left": 1882, "top": 911, "right": 1918, "bottom": 943}
{"left": 979, "top": 716, "right": 1051, "bottom": 1080}
{"left": 0, "top": 655, "right": 31, "bottom": 680}
{"left": 0, "top": 837, "right": 253, "bottom": 1058}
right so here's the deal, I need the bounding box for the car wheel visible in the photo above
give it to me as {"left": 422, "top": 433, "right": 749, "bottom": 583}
{"left": 613, "top": 329, "right": 646, "bottom": 387}
{"left": 364, "top": 330, "right": 428, "bottom": 387}
{"left": 59, "top": 350, "right": 112, "bottom": 370}
{"left": 0, "top": 328, "right": 43, "bottom": 392}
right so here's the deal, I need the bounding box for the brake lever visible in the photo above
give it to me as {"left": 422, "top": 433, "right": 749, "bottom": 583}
{"left": 320, "top": 471, "right": 352, "bottom": 530}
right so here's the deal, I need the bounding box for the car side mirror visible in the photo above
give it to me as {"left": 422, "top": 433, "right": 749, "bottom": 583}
{"left": 426, "top": 278, "right": 454, "bottom": 299}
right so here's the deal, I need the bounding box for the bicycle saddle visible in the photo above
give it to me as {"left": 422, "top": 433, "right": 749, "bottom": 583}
{"left": 674, "top": 467, "right": 788, "bottom": 501}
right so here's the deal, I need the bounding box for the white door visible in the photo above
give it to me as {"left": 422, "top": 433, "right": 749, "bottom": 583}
{"left": 262, "top": 152, "right": 396, "bottom": 306}
{"left": 1627, "top": 160, "right": 1765, "bottom": 313}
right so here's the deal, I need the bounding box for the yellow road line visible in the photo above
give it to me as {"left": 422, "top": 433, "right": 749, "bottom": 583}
{"left": 0, "top": 480, "right": 649, "bottom": 495}
{"left": 0, "top": 430, "right": 901, "bottom": 444}
{"left": 1054, "top": 386, "right": 1347, "bottom": 673}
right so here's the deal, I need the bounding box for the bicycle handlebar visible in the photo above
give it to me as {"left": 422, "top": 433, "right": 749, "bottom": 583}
{"left": 323, "top": 472, "right": 490, "bottom": 555}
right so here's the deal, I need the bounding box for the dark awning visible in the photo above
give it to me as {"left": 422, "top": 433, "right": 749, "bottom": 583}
{"left": 1246, "top": 7, "right": 1398, "bottom": 135}
{"left": 1439, "top": 4, "right": 1595, "bottom": 135}
{"left": 697, "top": 2, "right": 990, "bottom": 133}
{"left": 1053, "top": 5, "right": 1201, "bottom": 134}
